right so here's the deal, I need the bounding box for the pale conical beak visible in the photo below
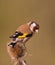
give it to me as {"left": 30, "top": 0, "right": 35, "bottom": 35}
{"left": 35, "top": 30, "right": 39, "bottom": 33}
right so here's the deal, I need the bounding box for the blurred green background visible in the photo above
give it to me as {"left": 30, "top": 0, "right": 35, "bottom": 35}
{"left": 0, "top": 0, "right": 55, "bottom": 65}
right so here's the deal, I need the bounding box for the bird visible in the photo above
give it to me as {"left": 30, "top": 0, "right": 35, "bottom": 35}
{"left": 7, "top": 21, "right": 39, "bottom": 65}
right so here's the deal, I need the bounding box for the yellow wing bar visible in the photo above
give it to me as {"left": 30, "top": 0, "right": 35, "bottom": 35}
{"left": 18, "top": 33, "right": 28, "bottom": 38}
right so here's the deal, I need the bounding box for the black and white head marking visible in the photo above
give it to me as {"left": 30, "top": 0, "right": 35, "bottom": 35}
{"left": 28, "top": 21, "right": 39, "bottom": 32}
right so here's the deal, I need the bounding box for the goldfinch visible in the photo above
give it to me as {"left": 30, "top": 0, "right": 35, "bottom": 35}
{"left": 7, "top": 21, "right": 39, "bottom": 65}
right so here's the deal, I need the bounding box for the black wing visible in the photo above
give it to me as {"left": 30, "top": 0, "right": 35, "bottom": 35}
{"left": 26, "top": 33, "right": 33, "bottom": 37}
{"left": 9, "top": 31, "right": 23, "bottom": 38}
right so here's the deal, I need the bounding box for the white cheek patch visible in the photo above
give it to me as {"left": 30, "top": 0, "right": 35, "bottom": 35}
{"left": 30, "top": 23, "right": 36, "bottom": 31}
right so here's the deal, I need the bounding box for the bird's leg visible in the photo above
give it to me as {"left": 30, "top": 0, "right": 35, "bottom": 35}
{"left": 11, "top": 57, "right": 19, "bottom": 65}
{"left": 13, "top": 59, "right": 19, "bottom": 65}
{"left": 13, "top": 58, "right": 27, "bottom": 65}
{"left": 19, "top": 58, "right": 27, "bottom": 65}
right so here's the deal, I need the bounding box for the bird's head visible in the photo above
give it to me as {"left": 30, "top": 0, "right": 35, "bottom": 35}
{"left": 28, "top": 21, "right": 39, "bottom": 33}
